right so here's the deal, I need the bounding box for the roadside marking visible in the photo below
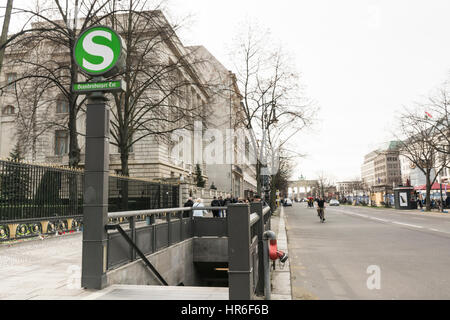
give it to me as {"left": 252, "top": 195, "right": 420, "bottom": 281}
{"left": 391, "top": 221, "right": 423, "bottom": 229}
{"left": 369, "top": 217, "right": 389, "bottom": 222}
{"left": 328, "top": 207, "right": 450, "bottom": 236}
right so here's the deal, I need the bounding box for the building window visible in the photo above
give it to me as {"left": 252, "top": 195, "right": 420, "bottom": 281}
{"left": 56, "top": 98, "right": 69, "bottom": 113}
{"left": 55, "top": 130, "right": 68, "bottom": 155}
{"left": 6, "top": 73, "right": 17, "bottom": 90}
{"left": 245, "top": 137, "right": 250, "bottom": 161}
{"left": 2, "top": 105, "right": 15, "bottom": 115}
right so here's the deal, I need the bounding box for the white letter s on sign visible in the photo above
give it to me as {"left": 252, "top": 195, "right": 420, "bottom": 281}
{"left": 82, "top": 30, "right": 114, "bottom": 71}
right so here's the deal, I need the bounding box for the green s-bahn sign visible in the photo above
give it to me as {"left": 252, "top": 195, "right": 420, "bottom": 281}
{"left": 74, "top": 25, "right": 126, "bottom": 77}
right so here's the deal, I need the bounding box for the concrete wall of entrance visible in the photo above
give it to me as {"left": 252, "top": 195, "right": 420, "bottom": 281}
{"left": 106, "top": 237, "right": 228, "bottom": 286}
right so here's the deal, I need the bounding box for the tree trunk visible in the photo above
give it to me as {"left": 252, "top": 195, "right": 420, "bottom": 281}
{"left": 0, "top": 0, "right": 13, "bottom": 75}
{"left": 68, "top": 42, "right": 80, "bottom": 168}
{"left": 256, "top": 160, "right": 262, "bottom": 195}
{"left": 120, "top": 145, "right": 129, "bottom": 211}
{"left": 269, "top": 174, "right": 277, "bottom": 210}
{"left": 68, "top": 102, "right": 80, "bottom": 167}
{"left": 425, "top": 171, "right": 431, "bottom": 211}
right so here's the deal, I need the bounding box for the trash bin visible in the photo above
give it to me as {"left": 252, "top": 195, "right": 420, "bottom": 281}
{"left": 394, "top": 187, "right": 417, "bottom": 210}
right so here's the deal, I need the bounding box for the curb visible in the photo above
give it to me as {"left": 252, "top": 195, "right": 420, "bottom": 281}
{"left": 270, "top": 206, "right": 292, "bottom": 300}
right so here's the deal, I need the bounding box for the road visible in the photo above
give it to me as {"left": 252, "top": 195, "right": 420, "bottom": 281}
{"left": 284, "top": 203, "right": 450, "bottom": 300}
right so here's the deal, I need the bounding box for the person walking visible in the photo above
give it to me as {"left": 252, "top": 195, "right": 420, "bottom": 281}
{"left": 417, "top": 197, "right": 423, "bottom": 210}
{"left": 192, "top": 198, "right": 207, "bottom": 217}
{"left": 315, "top": 196, "right": 326, "bottom": 222}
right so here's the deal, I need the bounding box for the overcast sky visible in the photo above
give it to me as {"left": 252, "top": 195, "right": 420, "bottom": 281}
{"left": 3, "top": 0, "right": 450, "bottom": 182}
{"left": 166, "top": 0, "right": 450, "bottom": 182}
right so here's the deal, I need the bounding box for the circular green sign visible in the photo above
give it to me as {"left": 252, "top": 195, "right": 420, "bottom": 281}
{"left": 74, "top": 25, "right": 123, "bottom": 76}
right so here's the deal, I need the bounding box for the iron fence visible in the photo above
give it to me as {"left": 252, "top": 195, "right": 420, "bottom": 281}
{"left": 0, "top": 160, "right": 179, "bottom": 241}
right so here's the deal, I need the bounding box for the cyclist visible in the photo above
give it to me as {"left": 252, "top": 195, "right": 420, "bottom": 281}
{"left": 315, "top": 196, "right": 326, "bottom": 223}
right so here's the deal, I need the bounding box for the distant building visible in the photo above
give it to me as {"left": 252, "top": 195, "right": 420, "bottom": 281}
{"left": 361, "top": 151, "right": 377, "bottom": 188}
{"left": 288, "top": 179, "right": 319, "bottom": 199}
{"left": 186, "top": 46, "right": 257, "bottom": 198}
{"left": 361, "top": 141, "right": 402, "bottom": 192}
{"left": 399, "top": 155, "right": 437, "bottom": 186}
{"left": 336, "top": 181, "right": 363, "bottom": 196}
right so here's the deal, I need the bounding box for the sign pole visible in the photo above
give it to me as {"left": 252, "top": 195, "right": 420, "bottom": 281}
{"left": 74, "top": 25, "right": 126, "bottom": 289}
{"left": 81, "top": 83, "right": 110, "bottom": 289}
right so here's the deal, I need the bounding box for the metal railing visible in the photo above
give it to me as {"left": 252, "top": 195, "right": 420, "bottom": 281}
{"left": 102, "top": 202, "right": 272, "bottom": 299}
{"left": 105, "top": 206, "right": 229, "bottom": 270}
{"left": 0, "top": 160, "right": 179, "bottom": 241}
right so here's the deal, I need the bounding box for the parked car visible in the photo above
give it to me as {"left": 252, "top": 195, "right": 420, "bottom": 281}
{"left": 329, "top": 199, "right": 340, "bottom": 206}
{"left": 283, "top": 198, "right": 293, "bottom": 206}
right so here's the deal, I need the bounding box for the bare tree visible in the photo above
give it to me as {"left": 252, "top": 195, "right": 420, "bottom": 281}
{"left": 104, "top": 2, "right": 209, "bottom": 176}
{"left": 396, "top": 106, "right": 449, "bottom": 211}
{"left": 1, "top": 0, "right": 113, "bottom": 167}
{"left": 315, "top": 171, "right": 335, "bottom": 198}
{"left": 422, "top": 86, "right": 450, "bottom": 157}
{"left": 11, "top": 75, "right": 57, "bottom": 160}
{"left": 267, "top": 149, "right": 295, "bottom": 209}
{"left": 230, "top": 22, "right": 314, "bottom": 195}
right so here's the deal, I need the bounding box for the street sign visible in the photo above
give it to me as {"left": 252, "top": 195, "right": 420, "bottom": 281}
{"left": 74, "top": 25, "right": 126, "bottom": 77}
{"left": 72, "top": 80, "right": 125, "bottom": 94}
{"left": 75, "top": 26, "right": 126, "bottom": 289}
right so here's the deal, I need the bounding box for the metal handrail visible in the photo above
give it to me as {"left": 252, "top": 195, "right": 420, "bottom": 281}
{"left": 107, "top": 206, "right": 228, "bottom": 219}
{"left": 105, "top": 223, "right": 168, "bottom": 286}
{"left": 250, "top": 212, "right": 260, "bottom": 226}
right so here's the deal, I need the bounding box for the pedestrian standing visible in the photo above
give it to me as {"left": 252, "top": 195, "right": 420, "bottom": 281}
{"left": 224, "top": 194, "right": 233, "bottom": 205}
{"left": 211, "top": 196, "right": 221, "bottom": 218}
{"left": 217, "top": 196, "right": 224, "bottom": 217}
{"left": 221, "top": 194, "right": 233, "bottom": 218}
{"left": 183, "top": 197, "right": 194, "bottom": 217}
{"left": 184, "top": 197, "right": 194, "bottom": 207}
{"left": 192, "top": 198, "right": 207, "bottom": 217}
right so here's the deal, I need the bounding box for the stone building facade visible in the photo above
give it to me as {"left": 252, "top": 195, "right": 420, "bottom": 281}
{"left": 0, "top": 11, "right": 257, "bottom": 198}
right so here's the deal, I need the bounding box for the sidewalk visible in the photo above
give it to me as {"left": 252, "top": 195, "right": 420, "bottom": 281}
{"left": 270, "top": 206, "right": 292, "bottom": 300}
{"left": 0, "top": 232, "right": 90, "bottom": 300}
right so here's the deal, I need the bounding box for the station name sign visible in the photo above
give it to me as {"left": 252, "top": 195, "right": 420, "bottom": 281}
{"left": 72, "top": 80, "right": 125, "bottom": 93}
